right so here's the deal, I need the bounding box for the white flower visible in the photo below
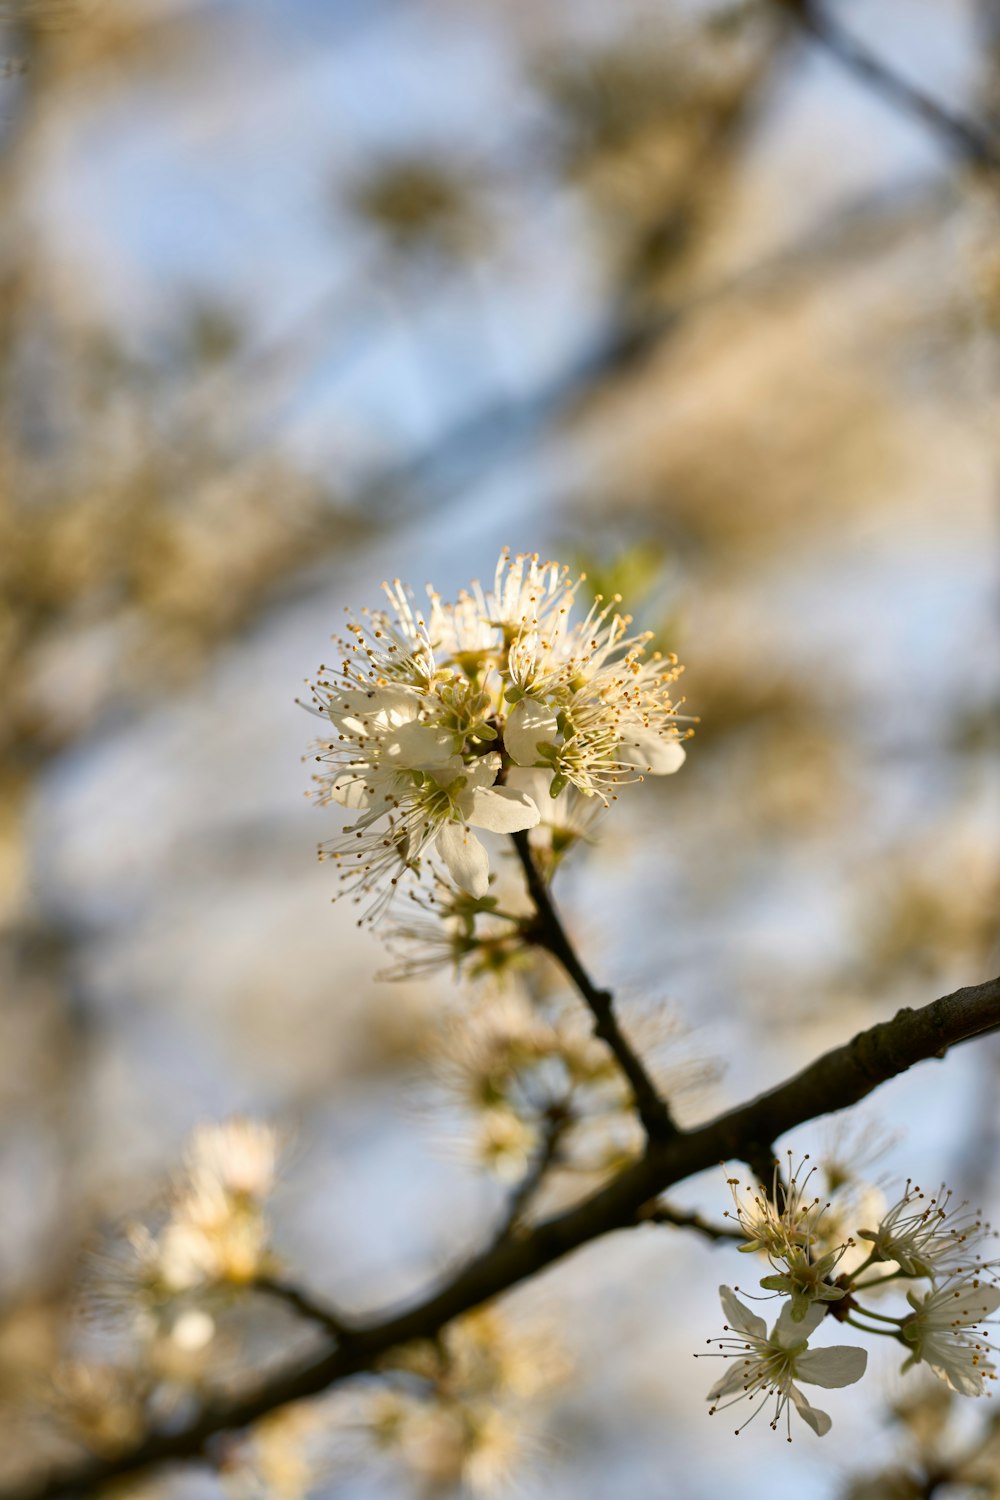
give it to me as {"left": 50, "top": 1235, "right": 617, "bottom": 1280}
{"left": 725, "top": 1158, "right": 853, "bottom": 1321}
{"left": 312, "top": 681, "right": 539, "bottom": 907}
{"left": 858, "top": 1182, "right": 994, "bottom": 1280}
{"left": 504, "top": 768, "right": 607, "bottom": 852}
{"left": 129, "top": 1121, "right": 282, "bottom": 1297}
{"left": 318, "top": 682, "right": 457, "bottom": 808}
{"left": 304, "top": 550, "right": 689, "bottom": 912}
{"left": 900, "top": 1279, "right": 1000, "bottom": 1395}
{"left": 727, "top": 1159, "right": 829, "bottom": 1260}
{"left": 343, "top": 749, "right": 536, "bottom": 904}
{"left": 183, "top": 1119, "right": 280, "bottom": 1205}
{"left": 704, "top": 1287, "right": 867, "bottom": 1438}
{"left": 427, "top": 549, "right": 579, "bottom": 665}
{"left": 503, "top": 592, "right": 688, "bottom": 800}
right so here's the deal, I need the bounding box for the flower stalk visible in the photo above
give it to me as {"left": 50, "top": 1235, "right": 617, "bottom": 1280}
{"left": 509, "top": 828, "right": 678, "bottom": 1143}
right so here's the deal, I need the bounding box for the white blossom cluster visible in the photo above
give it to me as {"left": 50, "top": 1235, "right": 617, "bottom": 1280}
{"left": 58, "top": 1122, "right": 284, "bottom": 1456}
{"left": 362, "top": 1309, "right": 568, "bottom": 1495}
{"left": 702, "top": 1159, "right": 1000, "bottom": 1439}
{"left": 127, "top": 1119, "right": 282, "bottom": 1308}
{"left": 303, "top": 550, "right": 689, "bottom": 916}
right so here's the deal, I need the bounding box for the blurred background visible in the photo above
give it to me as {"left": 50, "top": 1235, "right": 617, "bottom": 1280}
{"left": 0, "top": 0, "right": 998, "bottom": 1495}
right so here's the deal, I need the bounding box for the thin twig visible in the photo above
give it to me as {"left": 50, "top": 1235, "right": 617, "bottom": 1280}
{"left": 639, "top": 1203, "right": 744, "bottom": 1243}
{"left": 8, "top": 975, "right": 999, "bottom": 1500}
{"left": 509, "top": 830, "right": 677, "bottom": 1142}
{"left": 253, "top": 1276, "right": 357, "bottom": 1342}
{"left": 776, "top": 0, "right": 1000, "bottom": 177}
{"left": 489, "top": 1102, "right": 572, "bottom": 1249}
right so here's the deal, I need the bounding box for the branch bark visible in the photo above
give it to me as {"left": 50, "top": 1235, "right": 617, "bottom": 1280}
{"left": 510, "top": 829, "right": 677, "bottom": 1141}
{"left": 638, "top": 1203, "right": 744, "bottom": 1243}
{"left": 252, "top": 1277, "right": 357, "bottom": 1343}
{"left": 8, "top": 974, "right": 998, "bottom": 1500}
{"left": 487, "top": 1099, "right": 572, "bottom": 1249}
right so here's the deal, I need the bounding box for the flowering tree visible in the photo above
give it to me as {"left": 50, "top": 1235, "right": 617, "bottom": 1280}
{"left": 6, "top": 551, "right": 999, "bottom": 1499}
{"left": 2, "top": 0, "right": 999, "bottom": 1496}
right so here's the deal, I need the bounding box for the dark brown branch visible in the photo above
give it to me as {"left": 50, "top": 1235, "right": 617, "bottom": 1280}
{"left": 9, "top": 975, "right": 999, "bottom": 1500}
{"left": 776, "top": 0, "right": 1000, "bottom": 176}
{"left": 252, "top": 1276, "right": 357, "bottom": 1343}
{"left": 488, "top": 1101, "right": 572, "bottom": 1249}
{"left": 509, "top": 830, "right": 677, "bottom": 1142}
{"left": 638, "top": 1202, "right": 744, "bottom": 1243}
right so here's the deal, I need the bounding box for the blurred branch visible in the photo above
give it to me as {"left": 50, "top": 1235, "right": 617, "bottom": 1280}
{"left": 358, "top": 176, "right": 953, "bottom": 536}
{"left": 776, "top": 0, "right": 1000, "bottom": 177}
{"left": 488, "top": 1100, "right": 572, "bottom": 1248}
{"left": 5, "top": 168, "right": 950, "bottom": 778}
{"left": 252, "top": 1276, "right": 357, "bottom": 1343}
{"left": 510, "top": 829, "right": 678, "bottom": 1142}
{"left": 638, "top": 1203, "right": 744, "bottom": 1243}
{"left": 10, "top": 973, "right": 1000, "bottom": 1500}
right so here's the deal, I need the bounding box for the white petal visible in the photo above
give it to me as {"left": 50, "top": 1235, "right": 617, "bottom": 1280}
{"left": 382, "top": 721, "right": 455, "bottom": 768}
{"left": 718, "top": 1286, "right": 766, "bottom": 1342}
{"left": 460, "top": 752, "right": 502, "bottom": 791}
{"left": 505, "top": 698, "right": 559, "bottom": 766}
{"left": 326, "top": 685, "right": 422, "bottom": 735}
{"left": 329, "top": 771, "right": 373, "bottom": 809}
{"left": 789, "top": 1386, "right": 831, "bottom": 1436}
{"left": 795, "top": 1346, "right": 868, "bottom": 1389}
{"left": 707, "top": 1361, "right": 761, "bottom": 1401}
{"left": 461, "top": 785, "right": 541, "bottom": 833}
{"left": 324, "top": 706, "right": 367, "bottom": 738}
{"left": 427, "top": 756, "right": 468, "bottom": 786}
{"left": 923, "top": 1353, "right": 988, "bottom": 1397}
{"left": 775, "top": 1298, "right": 826, "bottom": 1346}
{"left": 943, "top": 1286, "right": 1000, "bottom": 1323}
{"left": 437, "top": 822, "right": 490, "bottom": 897}
{"left": 365, "top": 685, "right": 425, "bottom": 728}
{"left": 504, "top": 767, "right": 551, "bottom": 804}
{"left": 618, "top": 728, "right": 686, "bottom": 775}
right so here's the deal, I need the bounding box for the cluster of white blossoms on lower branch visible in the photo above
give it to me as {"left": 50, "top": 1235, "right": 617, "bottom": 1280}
{"left": 127, "top": 1119, "right": 282, "bottom": 1307}
{"left": 303, "top": 549, "right": 690, "bottom": 915}
{"left": 701, "top": 1156, "right": 1000, "bottom": 1439}
{"left": 56, "top": 1121, "right": 285, "bottom": 1457}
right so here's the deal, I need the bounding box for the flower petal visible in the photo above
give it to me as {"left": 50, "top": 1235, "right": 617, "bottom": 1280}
{"left": 329, "top": 770, "right": 373, "bottom": 809}
{"left": 718, "top": 1286, "right": 766, "bottom": 1342}
{"left": 461, "top": 785, "right": 541, "bottom": 833}
{"left": 326, "top": 685, "right": 423, "bottom": 735}
{"left": 437, "top": 822, "right": 490, "bottom": 897}
{"left": 505, "top": 698, "right": 559, "bottom": 766}
{"left": 943, "top": 1286, "right": 1000, "bottom": 1323}
{"left": 707, "top": 1361, "right": 761, "bottom": 1401}
{"left": 460, "top": 752, "right": 502, "bottom": 791}
{"left": 922, "top": 1351, "right": 989, "bottom": 1397}
{"left": 789, "top": 1386, "right": 832, "bottom": 1436}
{"left": 504, "top": 767, "right": 552, "bottom": 804}
{"left": 382, "top": 721, "right": 455, "bottom": 768}
{"left": 795, "top": 1346, "right": 868, "bottom": 1390}
{"left": 618, "top": 728, "right": 686, "bottom": 775}
{"left": 427, "top": 756, "right": 468, "bottom": 786}
{"left": 775, "top": 1298, "right": 826, "bottom": 1346}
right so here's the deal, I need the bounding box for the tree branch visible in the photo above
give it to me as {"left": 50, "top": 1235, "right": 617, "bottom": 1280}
{"left": 775, "top": 0, "right": 1000, "bottom": 177}
{"left": 488, "top": 1100, "right": 572, "bottom": 1249}
{"left": 638, "top": 1202, "right": 744, "bottom": 1243}
{"left": 252, "top": 1276, "right": 357, "bottom": 1343}
{"left": 9, "top": 975, "right": 999, "bottom": 1500}
{"left": 509, "top": 829, "right": 677, "bottom": 1142}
